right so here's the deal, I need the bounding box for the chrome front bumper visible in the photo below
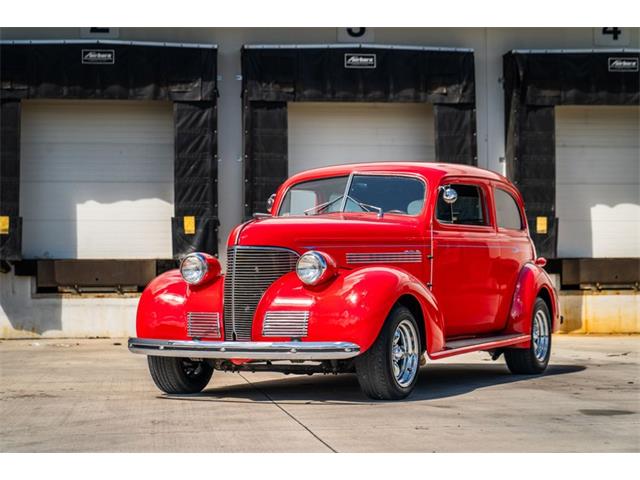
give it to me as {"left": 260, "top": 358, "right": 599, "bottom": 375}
{"left": 128, "top": 338, "right": 361, "bottom": 360}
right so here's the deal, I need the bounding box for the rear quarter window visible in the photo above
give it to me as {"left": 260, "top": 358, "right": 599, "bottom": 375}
{"left": 494, "top": 188, "right": 524, "bottom": 230}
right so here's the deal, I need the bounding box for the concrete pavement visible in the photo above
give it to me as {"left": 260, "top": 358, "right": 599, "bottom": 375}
{"left": 1, "top": 335, "right": 638, "bottom": 452}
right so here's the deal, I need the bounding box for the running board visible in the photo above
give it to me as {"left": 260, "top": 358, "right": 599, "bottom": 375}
{"left": 430, "top": 333, "right": 530, "bottom": 359}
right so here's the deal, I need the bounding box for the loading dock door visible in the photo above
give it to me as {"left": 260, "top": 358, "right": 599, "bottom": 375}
{"left": 20, "top": 100, "right": 174, "bottom": 259}
{"left": 556, "top": 106, "right": 640, "bottom": 258}
{"left": 288, "top": 102, "right": 435, "bottom": 175}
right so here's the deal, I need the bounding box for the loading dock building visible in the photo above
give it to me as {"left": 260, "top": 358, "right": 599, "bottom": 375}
{"left": 0, "top": 28, "right": 638, "bottom": 337}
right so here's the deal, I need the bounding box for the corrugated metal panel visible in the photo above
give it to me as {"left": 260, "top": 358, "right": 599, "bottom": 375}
{"left": 556, "top": 106, "right": 640, "bottom": 258}
{"left": 287, "top": 102, "right": 435, "bottom": 176}
{"left": 20, "top": 100, "right": 174, "bottom": 259}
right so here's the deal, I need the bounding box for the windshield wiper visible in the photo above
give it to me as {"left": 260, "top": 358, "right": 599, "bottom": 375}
{"left": 351, "top": 198, "right": 384, "bottom": 218}
{"left": 304, "top": 194, "right": 383, "bottom": 218}
{"left": 303, "top": 195, "right": 345, "bottom": 215}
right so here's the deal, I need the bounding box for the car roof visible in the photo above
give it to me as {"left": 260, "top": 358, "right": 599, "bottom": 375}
{"left": 284, "top": 162, "right": 509, "bottom": 187}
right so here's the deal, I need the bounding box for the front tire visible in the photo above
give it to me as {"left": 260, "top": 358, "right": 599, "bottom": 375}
{"left": 147, "top": 356, "right": 213, "bottom": 394}
{"left": 505, "top": 298, "right": 552, "bottom": 374}
{"left": 355, "top": 306, "right": 422, "bottom": 400}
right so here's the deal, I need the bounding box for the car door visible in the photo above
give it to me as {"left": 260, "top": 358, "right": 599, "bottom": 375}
{"left": 432, "top": 178, "right": 503, "bottom": 337}
{"left": 492, "top": 183, "right": 535, "bottom": 329}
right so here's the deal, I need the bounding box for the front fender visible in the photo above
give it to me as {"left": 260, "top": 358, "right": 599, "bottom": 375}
{"left": 252, "top": 267, "right": 445, "bottom": 355}
{"left": 136, "top": 269, "right": 224, "bottom": 340}
{"left": 505, "top": 263, "right": 559, "bottom": 341}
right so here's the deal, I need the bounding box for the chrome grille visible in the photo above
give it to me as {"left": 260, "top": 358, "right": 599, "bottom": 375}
{"left": 262, "top": 311, "right": 309, "bottom": 338}
{"left": 223, "top": 247, "right": 299, "bottom": 341}
{"left": 187, "top": 312, "right": 221, "bottom": 338}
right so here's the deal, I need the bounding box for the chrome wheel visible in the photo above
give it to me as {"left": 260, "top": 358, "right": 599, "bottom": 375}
{"left": 391, "top": 319, "right": 420, "bottom": 387}
{"left": 532, "top": 308, "right": 550, "bottom": 362}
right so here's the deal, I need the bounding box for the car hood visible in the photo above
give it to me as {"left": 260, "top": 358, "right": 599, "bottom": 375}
{"left": 229, "top": 213, "right": 425, "bottom": 266}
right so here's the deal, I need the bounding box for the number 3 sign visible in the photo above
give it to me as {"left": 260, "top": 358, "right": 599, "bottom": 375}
{"left": 337, "top": 28, "right": 375, "bottom": 43}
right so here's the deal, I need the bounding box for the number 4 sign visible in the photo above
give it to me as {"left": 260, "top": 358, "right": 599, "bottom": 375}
{"left": 594, "top": 27, "right": 630, "bottom": 46}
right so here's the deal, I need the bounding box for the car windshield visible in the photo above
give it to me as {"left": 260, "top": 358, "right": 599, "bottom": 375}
{"left": 278, "top": 174, "right": 426, "bottom": 217}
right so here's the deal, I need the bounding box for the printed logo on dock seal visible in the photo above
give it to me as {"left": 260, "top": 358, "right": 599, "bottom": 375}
{"left": 608, "top": 57, "right": 638, "bottom": 72}
{"left": 82, "top": 49, "right": 115, "bottom": 65}
{"left": 344, "top": 53, "right": 376, "bottom": 69}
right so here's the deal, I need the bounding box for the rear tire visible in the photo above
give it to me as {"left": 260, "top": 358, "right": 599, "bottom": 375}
{"left": 505, "top": 298, "right": 551, "bottom": 374}
{"left": 147, "top": 356, "right": 213, "bottom": 394}
{"left": 355, "top": 305, "right": 422, "bottom": 400}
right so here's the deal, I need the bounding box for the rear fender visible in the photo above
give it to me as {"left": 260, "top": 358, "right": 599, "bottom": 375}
{"left": 505, "top": 263, "right": 559, "bottom": 347}
{"left": 253, "top": 266, "right": 445, "bottom": 354}
{"left": 136, "top": 269, "right": 224, "bottom": 340}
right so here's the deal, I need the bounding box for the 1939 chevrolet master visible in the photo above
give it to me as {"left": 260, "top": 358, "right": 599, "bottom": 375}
{"left": 129, "top": 163, "right": 559, "bottom": 400}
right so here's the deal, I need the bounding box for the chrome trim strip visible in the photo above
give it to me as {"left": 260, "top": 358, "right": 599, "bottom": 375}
{"left": 430, "top": 334, "right": 530, "bottom": 359}
{"left": 346, "top": 250, "right": 423, "bottom": 264}
{"left": 437, "top": 243, "right": 506, "bottom": 249}
{"left": 128, "top": 338, "right": 360, "bottom": 360}
{"left": 305, "top": 244, "right": 425, "bottom": 248}
{"left": 231, "top": 245, "right": 300, "bottom": 252}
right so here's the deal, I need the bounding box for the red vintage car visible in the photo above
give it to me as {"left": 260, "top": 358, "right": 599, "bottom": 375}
{"left": 129, "top": 163, "right": 559, "bottom": 400}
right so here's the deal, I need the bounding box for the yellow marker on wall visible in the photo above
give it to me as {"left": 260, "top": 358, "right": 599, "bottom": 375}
{"left": 0, "top": 216, "right": 9, "bottom": 235}
{"left": 536, "top": 216, "right": 548, "bottom": 234}
{"left": 183, "top": 216, "right": 196, "bottom": 235}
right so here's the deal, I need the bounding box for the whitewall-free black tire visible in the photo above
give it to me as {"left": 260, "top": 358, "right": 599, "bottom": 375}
{"left": 147, "top": 356, "right": 214, "bottom": 394}
{"left": 355, "top": 305, "right": 422, "bottom": 400}
{"left": 505, "top": 298, "right": 552, "bottom": 374}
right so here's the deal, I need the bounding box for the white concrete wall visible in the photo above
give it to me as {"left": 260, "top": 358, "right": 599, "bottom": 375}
{"left": 559, "top": 290, "right": 640, "bottom": 334}
{"left": 1, "top": 274, "right": 137, "bottom": 338}
{"left": 1, "top": 27, "right": 639, "bottom": 338}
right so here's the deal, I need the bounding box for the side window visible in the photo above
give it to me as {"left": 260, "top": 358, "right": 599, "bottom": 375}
{"left": 436, "top": 184, "right": 487, "bottom": 226}
{"left": 494, "top": 188, "right": 524, "bottom": 230}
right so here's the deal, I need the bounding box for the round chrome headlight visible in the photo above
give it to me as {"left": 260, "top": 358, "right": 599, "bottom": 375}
{"left": 180, "top": 253, "right": 208, "bottom": 285}
{"left": 296, "top": 251, "right": 336, "bottom": 286}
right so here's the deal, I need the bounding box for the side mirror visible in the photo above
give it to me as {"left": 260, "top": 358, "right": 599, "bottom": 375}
{"left": 266, "top": 194, "right": 276, "bottom": 214}
{"left": 442, "top": 186, "right": 458, "bottom": 204}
